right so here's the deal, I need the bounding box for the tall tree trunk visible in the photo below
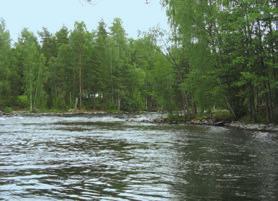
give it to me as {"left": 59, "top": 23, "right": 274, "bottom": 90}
{"left": 79, "top": 53, "right": 82, "bottom": 109}
{"left": 267, "top": 18, "right": 277, "bottom": 121}
{"left": 117, "top": 94, "right": 121, "bottom": 111}
{"left": 248, "top": 85, "right": 256, "bottom": 122}
{"left": 29, "top": 70, "right": 33, "bottom": 112}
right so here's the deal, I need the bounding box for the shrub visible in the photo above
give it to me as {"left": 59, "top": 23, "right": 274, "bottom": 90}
{"left": 16, "top": 95, "right": 28, "bottom": 108}
{"left": 3, "top": 106, "right": 13, "bottom": 113}
{"left": 212, "top": 109, "right": 234, "bottom": 122}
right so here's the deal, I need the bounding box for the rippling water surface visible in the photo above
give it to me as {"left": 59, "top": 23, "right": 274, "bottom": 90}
{"left": 0, "top": 114, "right": 277, "bottom": 201}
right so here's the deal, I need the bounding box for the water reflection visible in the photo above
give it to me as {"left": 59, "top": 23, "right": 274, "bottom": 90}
{"left": 0, "top": 116, "right": 277, "bottom": 200}
{"left": 170, "top": 129, "right": 278, "bottom": 201}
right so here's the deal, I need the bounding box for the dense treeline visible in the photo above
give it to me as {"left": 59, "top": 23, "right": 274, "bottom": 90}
{"left": 0, "top": 0, "right": 277, "bottom": 123}
{"left": 161, "top": 0, "right": 277, "bottom": 122}
{"left": 0, "top": 18, "right": 174, "bottom": 113}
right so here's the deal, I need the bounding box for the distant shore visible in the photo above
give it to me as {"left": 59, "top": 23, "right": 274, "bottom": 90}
{"left": 1, "top": 110, "right": 277, "bottom": 133}
{"left": 0, "top": 110, "right": 114, "bottom": 116}
{"left": 154, "top": 116, "right": 278, "bottom": 133}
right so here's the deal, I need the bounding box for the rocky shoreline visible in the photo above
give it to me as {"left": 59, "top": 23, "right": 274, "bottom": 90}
{"left": 1, "top": 110, "right": 277, "bottom": 133}
{"left": 153, "top": 117, "right": 278, "bottom": 133}
{"left": 225, "top": 121, "right": 278, "bottom": 133}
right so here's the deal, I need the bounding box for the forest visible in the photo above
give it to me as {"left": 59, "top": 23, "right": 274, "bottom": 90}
{"left": 0, "top": 0, "right": 277, "bottom": 123}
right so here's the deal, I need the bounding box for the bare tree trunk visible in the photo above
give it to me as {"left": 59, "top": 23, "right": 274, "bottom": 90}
{"left": 225, "top": 96, "right": 236, "bottom": 119}
{"left": 29, "top": 70, "right": 33, "bottom": 112}
{"left": 145, "top": 97, "right": 148, "bottom": 111}
{"left": 74, "top": 97, "right": 78, "bottom": 110}
{"left": 79, "top": 52, "right": 82, "bottom": 109}
{"left": 117, "top": 95, "right": 121, "bottom": 111}
{"left": 69, "top": 92, "right": 72, "bottom": 108}
{"left": 248, "top": 85, "right": 256, "bottom": 122}
{"left": 266, "top": 81, "right": 273, "bottom": 122}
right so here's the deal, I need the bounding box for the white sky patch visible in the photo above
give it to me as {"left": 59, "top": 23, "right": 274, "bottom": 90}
{"left": 0, "top": 0, "right": 170, "bottom": 42}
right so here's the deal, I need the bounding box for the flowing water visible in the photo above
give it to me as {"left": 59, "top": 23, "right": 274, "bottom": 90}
{"left": 0, "top": 114, "right": 277, "bottom": 201}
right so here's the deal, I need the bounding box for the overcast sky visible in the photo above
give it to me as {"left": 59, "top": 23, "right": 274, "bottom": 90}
{"left": 0, "top": 0, "right": 169, "bottom": 42}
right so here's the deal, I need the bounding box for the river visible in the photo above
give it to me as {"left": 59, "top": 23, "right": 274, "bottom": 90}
{"left": 0, "top": 114, "right": 277, "bottom": 200}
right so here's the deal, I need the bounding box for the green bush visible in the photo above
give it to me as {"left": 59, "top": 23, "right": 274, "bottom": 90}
{"left": 16, "top": 95, "right": 28, "bottom": 108}
{"left": 121, "top": 96, "right": 144, "bottom": 112}
{"left": 212, "top": 109, "right": 234, "bottom": 122}
{"left": 3, "top": 106, "right": 13, "bottom": 113}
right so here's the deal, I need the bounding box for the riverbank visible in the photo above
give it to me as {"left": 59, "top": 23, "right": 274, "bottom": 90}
{"left": 188, "top": 120, "right": 278, "bottom": 133}
{"left": 0, "top": 110, "right": 163, "bottom": 123}
{"left": 1, "top": 110, "right": 277, "bottom": 133}
{"left": 0, "top": 110, "right": 117, "bottom": 117}
{"left": 154, "top": 115, "right": 278, "bottom": 133}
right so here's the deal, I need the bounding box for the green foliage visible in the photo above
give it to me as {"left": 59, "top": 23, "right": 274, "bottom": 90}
{"left": 15, "top": 29, "right": 48, "bottom": 111}
{"left": 0, "top": 9, "right": 276, "bottom": 124}
{"left": 3, "top": 106, "right": 12, "bottom": 114}
{"left": 16, "top": 95, "right": 28, "bottom": 108}
{"left": 162, "top": 0, "right": 278, "bottom": 122}
{"left": 212, "top": 110, "right": 234, "bottom": 122}
{"left": 0, "top": 18, "right": 178, "bottom": 113}
{"left": 0, "top": 20, "right": 12, "bottom": 107}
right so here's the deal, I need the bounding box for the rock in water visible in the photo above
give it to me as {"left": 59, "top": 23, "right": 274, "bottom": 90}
{"left": 214, "top": 121, "right": 225, "bottom": 126}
